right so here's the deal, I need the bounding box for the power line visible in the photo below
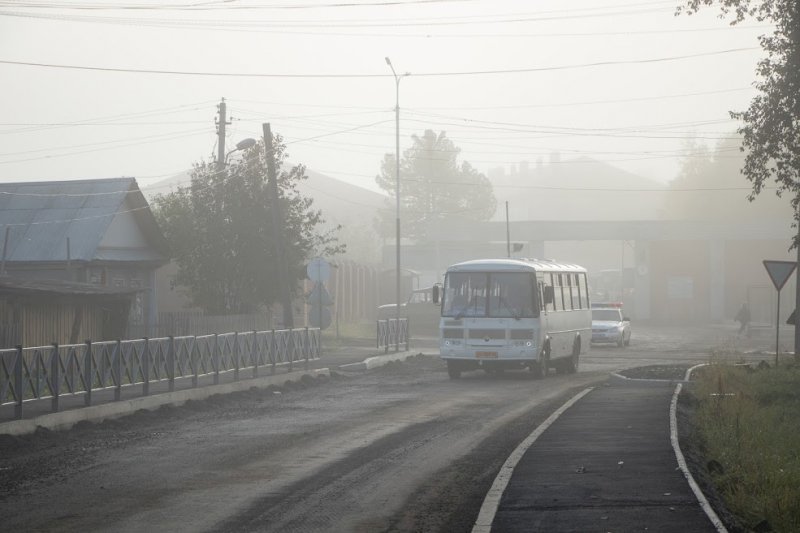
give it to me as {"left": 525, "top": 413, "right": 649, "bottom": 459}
{"left": 0, "top": 99, "right": 217, "bottom": 134}
{"left": 0, "top": 128, "right": 208, "bottom": 164}
{"left": 0, "top": 47, "right": 759, "bottom": 78}
{"left": 407, "top": 87, "right": 754, "bottom": 111}
{"left": 0, "top": 0, "right": 485, "bottom": 11}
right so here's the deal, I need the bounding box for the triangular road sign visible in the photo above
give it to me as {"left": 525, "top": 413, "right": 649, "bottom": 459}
{"left": 763, "top": 260, "right": 797, "bottom": 291}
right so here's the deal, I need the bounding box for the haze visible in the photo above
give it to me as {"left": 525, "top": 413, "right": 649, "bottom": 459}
{"left": 0, "top": 0, "right": 770, "bottom": 194}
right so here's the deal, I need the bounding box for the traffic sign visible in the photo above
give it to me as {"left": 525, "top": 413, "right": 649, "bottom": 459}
{"left": 308, "top": 283, "right": 333, "bottom": 306}
{"left": 763, "top": 260, "right": 796, "bottom": 291}
{"left": 307, "top": 257, "right": 331, "bottom": 283}
{"left": 308, "top": 306, "right": 332, "bottom": 329}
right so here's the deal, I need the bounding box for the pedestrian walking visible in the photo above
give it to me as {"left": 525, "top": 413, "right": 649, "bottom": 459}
{"left": 735, "top": 302, "right": 751, "bottom": 336}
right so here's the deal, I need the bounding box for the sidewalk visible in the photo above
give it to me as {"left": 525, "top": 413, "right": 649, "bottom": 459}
{"left": 0, "top": 342, "right": 422, "bottom": 435}
{"left": 484, "top": 376, "right": 721, "bottom": 533}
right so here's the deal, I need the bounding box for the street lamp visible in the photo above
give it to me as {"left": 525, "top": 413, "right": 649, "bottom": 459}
{"left": 385, "top": 57, "right": 409, "bottom": 347}
{"left": 224, "top": 137, "right": 257, "bottom": 164}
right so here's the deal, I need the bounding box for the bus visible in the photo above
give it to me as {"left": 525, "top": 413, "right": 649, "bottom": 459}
{"left": 434, "top": 258, "right": 591, "bottom": 379}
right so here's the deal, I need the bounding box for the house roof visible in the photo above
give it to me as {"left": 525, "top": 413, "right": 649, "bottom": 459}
{"left": 0, "top": 177, "right": 169, "bottom": 263}
{"left": 0, "top": 276, "right": 137, "bottom": 297}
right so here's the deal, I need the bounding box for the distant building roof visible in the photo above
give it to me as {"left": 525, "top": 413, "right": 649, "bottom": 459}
{"left": 0, "top": 177, "right": 169, "bottom": 264}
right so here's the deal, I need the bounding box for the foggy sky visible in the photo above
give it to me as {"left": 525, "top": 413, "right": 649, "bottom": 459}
{"left": 0, "top": 0, "right": 771, "bottom": 197}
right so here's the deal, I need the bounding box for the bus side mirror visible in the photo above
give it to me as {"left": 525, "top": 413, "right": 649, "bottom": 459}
{"left": 544, "top": 286, "right": 554, "bottom": 305}
{"left": 432, "top": 284, "right": 440, "bottom": 304}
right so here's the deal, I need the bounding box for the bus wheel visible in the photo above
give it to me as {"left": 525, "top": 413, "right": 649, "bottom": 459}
{"left": 531, "top": 344, "right": 549, "bottom": 379}
{"left": 447, "top": 361, "right": 462, "bottom": 379}
{"left": 565, "top": 338, "right": 580, "bottom": 374}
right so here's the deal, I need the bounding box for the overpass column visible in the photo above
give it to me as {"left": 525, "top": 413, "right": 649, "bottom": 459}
{"left": 709, "top": 239, "right": 726, "bottom": 322}
{"left": 528, "top": 240, "right": 544, "bottom": 259}
{"left": 634, "top": 241, "right": 651, "bottom": 320}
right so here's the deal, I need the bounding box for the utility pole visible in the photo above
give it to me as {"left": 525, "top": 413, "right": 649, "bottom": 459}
{"left": 263, "top": 123, "right": 294, "bottom": 329}
{"left": 506, "top": 201, "right": 511, "bottom": 258}
{"left": 216, "top": 98, "right": 230, "bottom": 173}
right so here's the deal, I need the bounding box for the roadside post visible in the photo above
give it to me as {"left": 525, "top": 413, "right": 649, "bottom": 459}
{"left": 763, "top": 260, "right": 797, "bottom": 366}
{"left": 307, "top": 257, "right": 333, "bottom": 352}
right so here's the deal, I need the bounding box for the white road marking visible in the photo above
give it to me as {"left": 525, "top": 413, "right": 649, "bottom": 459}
{"left": 471, "top": 387, "right": 594, "bottom": 533}
{"left": 670, "top": 364, "right": 729, "bottom": 533}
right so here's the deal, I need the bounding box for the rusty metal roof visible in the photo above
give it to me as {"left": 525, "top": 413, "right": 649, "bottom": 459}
{"left": 0, "top": 177, "right": 168, "bottom": 263}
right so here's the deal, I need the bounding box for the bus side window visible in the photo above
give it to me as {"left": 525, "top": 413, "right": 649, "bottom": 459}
{"left": 566, "top": 275, "right": 572, "bottom": 310}
{"left": 571, "top": 274, "right": 579, "bottom": 310}
{"left": 579, "top": 273, "right": 590, "bottom": 309}
{"left": 553, "top": 274, "right": 562, "bottom": 311}
{"left": 580, "top": 273, "right": 587, "bottom": 309}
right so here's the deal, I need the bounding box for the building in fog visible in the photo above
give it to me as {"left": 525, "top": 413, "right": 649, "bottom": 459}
{"left": 0, "top": 177, "right": 169, "bottom": 345}
{"left": 394, "top": 157, "right": 797, "bottom": 326}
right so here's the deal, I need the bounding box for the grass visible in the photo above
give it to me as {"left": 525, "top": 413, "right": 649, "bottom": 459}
{"left": 319, "top": 320, "right": 376, "bottom": 347}
{"left": 687, "top": 359, "right": 800, "bottom": 532}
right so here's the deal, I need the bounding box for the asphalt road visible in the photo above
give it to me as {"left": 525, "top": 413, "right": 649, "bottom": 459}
{"left": 0, "top": 324, "right": 773, "bottom": 532}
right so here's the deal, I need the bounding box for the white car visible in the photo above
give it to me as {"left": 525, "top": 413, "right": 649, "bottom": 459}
{"left": 591, "top": 306, "right": 631, "bottom": 347}
{"left": 377, "top": 287, "right": 441, "bottom": 336}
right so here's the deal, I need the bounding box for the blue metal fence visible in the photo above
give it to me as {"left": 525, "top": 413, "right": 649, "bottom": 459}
{"left": 376, "top": 318, "right": 409, "bottom": 353}
{"left": 0, "top": 327, "right": 320, "bottom": 419}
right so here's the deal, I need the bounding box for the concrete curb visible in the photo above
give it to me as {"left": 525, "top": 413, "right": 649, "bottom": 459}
{"left": 0, "top": 368, "right": 330, "bottom": 437}
{"left": 337, "top": 350, "right": 424, "bottom": 371}
{"left": 610, "top": 372, "right": 689, "bottom": 385}
{"left": 671, "top": 364, "right": 729, "bottom": 533}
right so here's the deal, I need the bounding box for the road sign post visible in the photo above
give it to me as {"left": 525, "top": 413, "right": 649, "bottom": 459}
{"left": 763, "top": 260, "right": 797, "bottom": 366}
{"left": 306, "top": 258, "right": 333, "bottom": 348}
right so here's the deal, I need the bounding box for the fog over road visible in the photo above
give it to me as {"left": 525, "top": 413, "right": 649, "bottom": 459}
{"left": 0, "top": 325, "right": 772, "bottom": 532}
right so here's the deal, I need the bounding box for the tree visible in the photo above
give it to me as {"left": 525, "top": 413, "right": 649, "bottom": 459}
{"left": 375, "top": 130, "right": 496, "bottom": 242}
{"left": 679, "top": 1, "right": 800, "bottom": 242}
{"left": 680, "top": 1, "right": 800, "bottom": 352}
{"left": 666, "top": 134, "right": 792, "bottom": 220}
{"left": 152, "top": 136, "right": 343, "bottom": 315}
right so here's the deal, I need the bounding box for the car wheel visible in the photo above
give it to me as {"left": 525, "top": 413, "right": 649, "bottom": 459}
{"left": 447, "top": 361, "right": 461, "bottom": 379}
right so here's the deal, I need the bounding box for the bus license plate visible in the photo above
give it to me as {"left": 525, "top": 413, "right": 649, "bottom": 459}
{"left": 476, "top": 351, "right": 498, "bottom": 358}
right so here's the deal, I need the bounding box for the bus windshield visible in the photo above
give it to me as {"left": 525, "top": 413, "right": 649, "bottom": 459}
{"left": 442, "top": 271, "right": 537, "bottom": 319}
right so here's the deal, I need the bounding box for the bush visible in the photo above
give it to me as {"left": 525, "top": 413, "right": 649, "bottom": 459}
{"left": 689, "top": 363, "right": 800, "bottom": 532}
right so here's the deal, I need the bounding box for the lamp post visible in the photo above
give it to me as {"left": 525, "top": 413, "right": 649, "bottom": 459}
{"left": 386, "top": 57, "right": 409, "bottom": 348}
{"left": 224, "top": 137, "right": 256, "bottom": 165}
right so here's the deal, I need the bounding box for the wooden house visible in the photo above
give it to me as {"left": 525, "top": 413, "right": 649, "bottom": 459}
{"left": 0, "top": 177, "right": 169, "bottom": 346}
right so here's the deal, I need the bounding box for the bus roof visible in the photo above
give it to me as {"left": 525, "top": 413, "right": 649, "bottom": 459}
{"left": 445, "top": 258, "right": 587, "bottom": 273}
